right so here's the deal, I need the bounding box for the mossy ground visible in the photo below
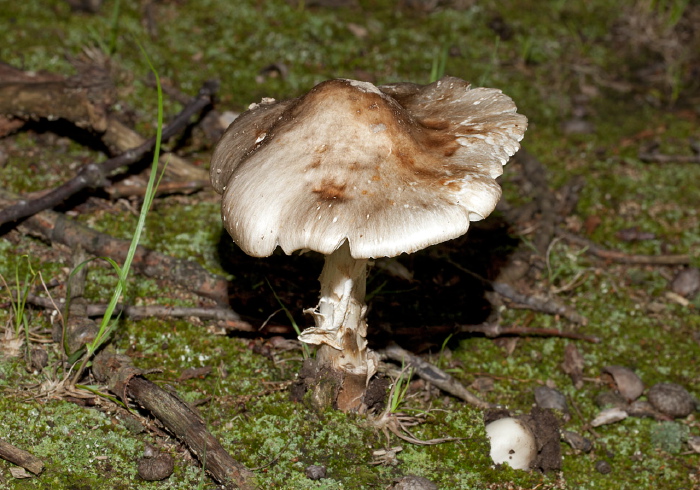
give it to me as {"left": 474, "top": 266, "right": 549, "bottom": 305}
{"left": 1, "top": 0, "right": 700, "bottom": 488}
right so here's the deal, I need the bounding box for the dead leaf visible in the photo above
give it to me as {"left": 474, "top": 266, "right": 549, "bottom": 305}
{"left": 561, "top": 343, "right": 584, "bottom": 389}
{"left": 1, "top": 328, "right": 24, "bottom": 358}
{"left": 178, "top": 366, "right": 212, "bottom": 381}
{"left": 10, "top": 467, "right": 32, "bottom": 479}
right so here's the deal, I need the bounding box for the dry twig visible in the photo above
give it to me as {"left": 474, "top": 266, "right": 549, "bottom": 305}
{"left": 0, "top": 80, "right": 217, "bottom": 226}
{"left": 378, "top": 342, "right": 491, "bottom": 409}
{"left": 457, "top": 322, "right": 600, "bottom": 343}
{"left": 0, "top": 439, "right": 44, "bottom": 475}
{"left": 93, "top": 348, "right": 255, "bottom": 489}
{"left": 445, "top": 256, "right": 587, "bottom": 324}
{"left": 23, "top": 293, "right": 272, "bottom": 333}
{"left": 638, "top": 152, "right": 700, "bottom": 164}
{"left": 0, "top": 188, "right": 230, "bottom": 304}
{"left": 491, "top": 281, "right": 588, "bottom": 325}
{"left": 556, "top": 229, "right": 691, "bottom": 265}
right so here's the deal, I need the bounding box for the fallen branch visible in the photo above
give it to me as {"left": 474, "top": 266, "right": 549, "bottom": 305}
{"left": 0, "top": 80, "right": 217, "bottom": 226}
{"left": 0, "top": 61, "right": 110, "bottom": 134}
{"left": 556, "top": 229, "right": 691, "bottom": 265}
{"left": 457, "top": 322, "right": 600, "bottom": 343}
{"left": 445, "top": 256, "right": 587, "bottom": 324}
{"left": 638, "top": 152, "right": 700, "bottom": 164}
{"left": 491, "top": 281, "right": 588, "bottom": 325}
{"left": 0, "top": 438, "right": 44, "bottom": 475}
{"left": 0, "top": 62, "right": 210, "bottom": 183}
{"left": 0, "top": 188, "right": 229, "bottom": 305}
{"left": 93, "top": 348, "right": 255, "bottom": 489}
{"left": 101, "top": 115, "right": 210, "bottom": 182}
{"left": 378, "top": 343, "right": 492, "bottom": 409}
{"left": 105, "top": 179, "right": 209, "bottom": 199}
{"left": 22, "top": 292, "right": 284, "bottom": 333}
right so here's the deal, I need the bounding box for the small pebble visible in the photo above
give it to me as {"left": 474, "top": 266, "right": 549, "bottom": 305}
{"left": 305, "top": 465, "right": 326, "bottom": 480}
{"left": 534, "top": 386, "right": 569, "bottom": 413}
{"left": 137, "top": 452, "right": 174, "bottom": 481}
{"left": 595, "top": 460, "right": 612, "bottom": 474}
{"left": 670, "top": 267, "right": 700, "bottom": 298}
{"left": 647, "top": 383, "right": 696, "bottom": 418}
{"left": 561, "top": 430, "right": 593, "bottom": 453}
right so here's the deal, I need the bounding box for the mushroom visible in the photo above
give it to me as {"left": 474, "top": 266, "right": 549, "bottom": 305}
{"left": 210, "top": 77, "right": 527, "bottom": 411}
{"left": 485, "top": 417, "right": 537, "bottom": 470}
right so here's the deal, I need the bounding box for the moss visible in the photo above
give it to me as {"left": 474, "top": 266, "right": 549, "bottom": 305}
{"left": 1, "top": 0, "right": 700, "bottom": 488}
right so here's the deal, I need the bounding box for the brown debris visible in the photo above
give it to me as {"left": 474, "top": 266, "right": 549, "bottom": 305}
{"left": 0, "top": 188, "right": 229, "bottom": 305}
{"left": 92, "top": 348, "right": 255, "bottom": 489}
{"left": 561, "top": 343, "right": 585, "bottom": 389}
{"left": 178, "top": 366, "right": 213, "bottom": 382}
{"left": 25, "top": 293, "right": 256, "bottom": 333}
{"left": 0, "top": 65, "right": 217, "bottom": 227}
{"left": 458, "top": 322, "right": 599, "bottom": 343}
{"left": 524, "top": 407, "right": 562, "bottom": 472}
{"left": 602, "top": 365, "right": 644, "bottom": 402}
{"left": 0, "top": 61, "right": 111, "bottom": 135}
{"left": 137, "top": 448, "right": 175, "bottom": 481}
{"left": 0, "top": 438, "right": 44, "bottom": 475}
{"left": 379, "top": 342, "right": 491, "bottom": 409}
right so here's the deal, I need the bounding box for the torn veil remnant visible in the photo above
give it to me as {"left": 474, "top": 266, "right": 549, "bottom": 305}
{"left": 210, "top": 76, "right": 527, "bottom": 412}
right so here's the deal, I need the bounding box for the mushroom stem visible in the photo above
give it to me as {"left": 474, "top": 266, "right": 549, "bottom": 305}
{"left": 300, "top": 240, "right": 378, "bottom": 412}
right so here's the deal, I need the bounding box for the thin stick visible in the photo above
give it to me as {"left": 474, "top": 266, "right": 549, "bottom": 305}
{"left": 0, "top": 80, "right": 218, "bottom": 227}
{"left": 638, "top": 152, "right": 700, "bottom": 164}
{"left": 105, "top": 179, "right": 208, "bottom": 199}
{"left": 490, "top": 281, "right": 588, "bottom": 325}
{"left": 445, "top": 256, "right": 587, "bottom": 325}
{"left": 457, "top": 322, "right": 600, "bottom": 343}
{"left": 22, "top": 293, "right": 267, "bottom": 332}
{"left": 378, "top": 343, "right": 492, "bottom": 409}
{"left": 556, "top": 229, "right": 691, "bottom": 265}
{"left": 0, "top": 188, "right": 229, "bottom": 305}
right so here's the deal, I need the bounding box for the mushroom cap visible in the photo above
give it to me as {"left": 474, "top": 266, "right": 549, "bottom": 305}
{"left": 210, "top": 77, "right": 527, "bottom": 258}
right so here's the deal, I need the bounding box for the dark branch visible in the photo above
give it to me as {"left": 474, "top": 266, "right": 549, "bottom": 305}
{"left": 378, "top": 342, "right": 492, "bottom": 409}
{"left": 0, "top": 188, "right": 230, "bottom": 305}
{"left": 556, "top": 229, "right": 691, "bottom": 265}
{"left": 639, "top": 152, "right": 700, "bottom": 164}
{"left": 458, "top": 322, "right": 600, "bottom": 343}
{"left": 0, "top": 80, "right": 219, "bottom": 227}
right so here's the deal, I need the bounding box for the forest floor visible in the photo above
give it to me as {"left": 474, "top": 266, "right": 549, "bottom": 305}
{"left": 0, "top": 0, "right": 699, "bottom": 488}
